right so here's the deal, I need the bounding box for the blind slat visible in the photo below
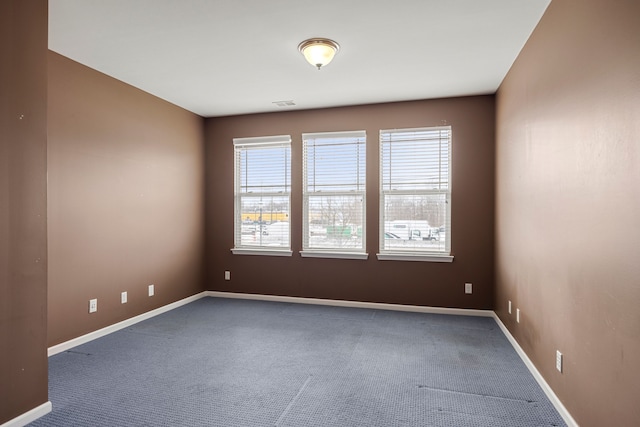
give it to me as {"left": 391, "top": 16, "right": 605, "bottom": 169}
{"left": 234, "top": 136, "right": 291, "bottom": 250}
{"left": 303, "top": 131, "right": 366, "bottom": 252}
{"left": 380, "top": 126, "right": 451, "bottom": 256}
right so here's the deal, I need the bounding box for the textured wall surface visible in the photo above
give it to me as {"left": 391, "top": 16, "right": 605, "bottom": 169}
{"left": 205, "top": 97, "right": 495, "bottom": 309}
{"left": 0, "top": 0, "right": 49, "bottom": 423}
{"left": 495, "top": 1, "right": 640, "bottom": 425}
{"left": 47, "top": 52, "right": 205, "bottom": 346}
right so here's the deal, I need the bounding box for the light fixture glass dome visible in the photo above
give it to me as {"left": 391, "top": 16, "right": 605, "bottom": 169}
{"left": 298, "top": 38, "right": 340, "bottom": 70}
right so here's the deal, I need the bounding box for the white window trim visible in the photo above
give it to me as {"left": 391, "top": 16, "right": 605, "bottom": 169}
{"left": 231, "top": 248, "right": 293, "bottom": 257}
{"left": 379, "top": 126, "right": 452, "bottom": 259}
{"left": 233, "top": 134, "right": 292, "bottom": 148}
{"left": 302, "top": 130, "right": 367, "bottom": 254}
{"left": 233, "top": 135, "right": 291, "bottom": 254}
{"left": 376, "top": 253, "right": 453, "bottom": 262}
{"left": 300, "top": 250, "right": 369, "bottom": 260}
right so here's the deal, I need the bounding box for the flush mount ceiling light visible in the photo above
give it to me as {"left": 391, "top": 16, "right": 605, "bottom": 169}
{"left": 298, "top": 38, "right": 340, "bottom": 70}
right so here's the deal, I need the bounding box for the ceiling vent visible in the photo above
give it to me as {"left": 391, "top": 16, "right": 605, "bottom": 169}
{"left": 272, "top": 100, "right": 296, "bottom": 107}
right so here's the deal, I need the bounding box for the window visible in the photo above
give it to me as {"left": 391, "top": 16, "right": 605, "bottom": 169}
{"left": 379, "top": 126, "right": 452, "bottom": 262}
{"left": 232, "top": 135, "right": 291, "bottom": 256}
{"left": 302, "top": 131, "right": 367, "bottom": 259}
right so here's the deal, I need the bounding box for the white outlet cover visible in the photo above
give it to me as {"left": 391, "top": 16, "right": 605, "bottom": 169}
{"left": 516, "top": 308, "right": 520, "bottom": 323}
{"left": 121, "top": 291, "right": 127, "bottom": 304}
{"left": 508, "top": 300, "right": 512, "bottom": 314}
{"left": 89, "top": 298, "right": 97, "bottom": 313}
{"left": 464, "top": 283, "right": 472, "bottom": 294}
{"left": 556, "top": 350, "right": 563, "bottom": 372}
{"left": 148, "top": 284, "right": 155, "bottom": 296}
{"left": 225, "top": 271, "right": 230, "bottom": 280}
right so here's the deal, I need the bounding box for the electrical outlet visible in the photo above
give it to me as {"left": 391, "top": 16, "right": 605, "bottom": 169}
{"left": 516, "top": 308, "right": 520, "bottom": 323}
{"left": 148, "top": 284, "right": 155, "bottom": 296}
{"left": 508, "top": 300, "right": 512, "bottom": 314}
{"left": 556, "top": 350, "right": 563, "bottom": 373}
{"left": 121, "top": 291, "right": 127, "bottom": 304}
{"left": 89, "top": 298, "right": 97, "bottom": 313}
{"left": 464, "top": 283, "right": 472, "bottom": 294}
{"left": 225, "top": 271, "right": 231, "bottom": 281}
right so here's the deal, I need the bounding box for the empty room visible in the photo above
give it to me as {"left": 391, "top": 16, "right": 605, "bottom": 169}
{"left": 1, "top": 0, "right": 638, "bottom": 426}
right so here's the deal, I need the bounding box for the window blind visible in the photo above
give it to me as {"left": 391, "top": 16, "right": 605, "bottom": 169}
{"left": 379, "top": 126, "right": 451, "bottom": 256}
{"left": 302, "top": 131, "right": 366, "bottom": 252}
{"left": 233, "top": 135, "right": 291, "bottom": 250}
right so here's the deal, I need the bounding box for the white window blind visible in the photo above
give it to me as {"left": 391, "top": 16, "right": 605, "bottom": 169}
{"left": 379, "top": 126, "right": 451, "bottom": 257}
{"left": 303, "top": 131, "right": 366, "bottom": 253}
{"left": 233, "top": 135, "right": 291, "bottom": 252}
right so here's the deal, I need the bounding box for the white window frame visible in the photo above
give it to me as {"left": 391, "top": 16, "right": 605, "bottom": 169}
{"left": 301, "top": 130, "right": 367, "bottom": 260}
{"left": 378, "top": 126, "right": 453, "bottom": 262}
{"left": 232, "top": 135, "right": 292, "bottom": 257}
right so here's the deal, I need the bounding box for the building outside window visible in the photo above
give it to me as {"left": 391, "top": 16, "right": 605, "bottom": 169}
{"left": 302, "top": 131, "right": 367, "bottom": 259}
{"left": 379, "top": 126, "right": 452, "bottom": 262}
{"left": 232, "top": 135, "right": 291, "bottom": 255}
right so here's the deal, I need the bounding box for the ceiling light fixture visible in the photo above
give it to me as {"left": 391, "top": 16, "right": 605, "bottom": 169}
{"left": 298, "top": 38, "right": 340, "bottom": 70}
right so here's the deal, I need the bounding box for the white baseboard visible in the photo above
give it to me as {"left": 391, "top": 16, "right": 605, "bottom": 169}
{"left": 44, "top": 289, "right": 576, "bottom": 426}
{"left": 208, "top": 291, "right": 577, "bottom": 426}
{"left": 1, "top": 401, "right": 51, "bottom": 427}
{"left": 48, "top": 292, "right": 208, "bottom": 357}
{"left": 492, "top": 313, "right": 578, "bottom": 427}
{"left": 205, "top": 291, "right": 494, "bottom": 317}
{"left": 48, "top": 290, "right": 492, "bottom": 358}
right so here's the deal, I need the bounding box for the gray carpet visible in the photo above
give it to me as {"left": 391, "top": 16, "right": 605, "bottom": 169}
{"left": 30, "top": 297, "right": 566, "bottom": 426}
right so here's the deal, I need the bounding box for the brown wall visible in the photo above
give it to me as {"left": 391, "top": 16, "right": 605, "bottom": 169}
{"left": 47, "top": 52, "right": 205, "bottom": 346}
{"left": 495, "top": 1, "right": 640, "bottom": 426}
{"left": 205, "top": 97, "right": 495, "bottom": 308}
{"left": 0, "top": 0, "right": 49, "bottom": 423}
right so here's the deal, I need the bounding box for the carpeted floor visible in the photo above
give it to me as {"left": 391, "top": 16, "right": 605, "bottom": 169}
{"left": 30, "top": 297, "right": 566, "bottom": 426}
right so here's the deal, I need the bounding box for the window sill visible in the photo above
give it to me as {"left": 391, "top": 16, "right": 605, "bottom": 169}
{"left": 231, "top": 248, "right": 293, "bottom": 257}
{"left": 300, "top": 251, "right": 369, "bottom": 260}
{"left": 376, "top": 253, "right": 454, "bottom": 263}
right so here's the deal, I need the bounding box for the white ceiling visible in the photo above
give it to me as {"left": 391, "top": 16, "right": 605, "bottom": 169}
{"left": 49, "top": 0, "right": 550, "bottom": 118}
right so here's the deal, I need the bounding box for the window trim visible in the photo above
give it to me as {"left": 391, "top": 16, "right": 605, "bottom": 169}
{"left": 231, "top": 248, "right": 293, "bottom": 257}
{"left": 379, "top": 126, "right": 452, "bottom": 260}
{"left": 302, "top": 130, "right": 367, "bottom": 256}
{"left": 300, "top": 250, "right": 369, "bottom": 260}
{"left": 376, "top": 253, "right": 453, "bottom": 262}
{"left": 232, "top": 135, "right": 292, "bottom": 254}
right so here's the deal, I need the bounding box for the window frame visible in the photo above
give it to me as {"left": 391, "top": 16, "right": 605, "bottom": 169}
{"left": 231, "top": 135, "right": 292, "bottom": 257}
{"left": 301, "top": 130, "right": 368, "bottom": 260}
{"left": 377, "top": 126, "right": 453, "bottom": 262}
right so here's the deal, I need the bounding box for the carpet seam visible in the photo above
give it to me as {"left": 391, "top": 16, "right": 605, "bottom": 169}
{"left": 274, "top": 375, "right": 313, "bottom": 426}
{"left": 416, "top": 384, "right": 537, "bottom": 404}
